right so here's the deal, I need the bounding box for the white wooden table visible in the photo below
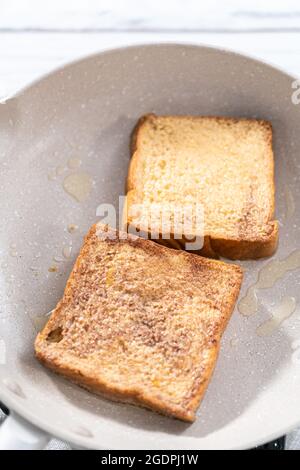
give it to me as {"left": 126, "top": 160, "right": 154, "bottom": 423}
{"left": 1, "top": 0, "right": 300, "bottom": 450}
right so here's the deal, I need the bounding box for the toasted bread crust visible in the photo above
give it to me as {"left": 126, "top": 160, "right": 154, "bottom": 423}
{"left": 35, "top": 224, "right": 242, "bottom": 422}
{"left": 125, "top": 114, "right": 278, "bottom": 260}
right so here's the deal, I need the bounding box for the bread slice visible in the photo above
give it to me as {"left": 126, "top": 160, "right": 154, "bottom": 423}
{"left": 125, "top": 114, "right": 278, "bottom": 259}
{"left": 35, "top": 223, "right": 242, "bottom": 422}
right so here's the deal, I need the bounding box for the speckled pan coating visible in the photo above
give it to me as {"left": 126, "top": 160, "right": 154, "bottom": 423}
{"left": 0, "top": 44, "right": 300, "bottom": 449}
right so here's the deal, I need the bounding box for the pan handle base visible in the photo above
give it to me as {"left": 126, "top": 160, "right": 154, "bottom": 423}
{"left": 0, "top": 412, "right": 50, "bottom": 450}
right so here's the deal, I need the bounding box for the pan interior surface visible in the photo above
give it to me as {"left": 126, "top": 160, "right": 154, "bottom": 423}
{"left": 0, "top": 44, "right": 300, "bottom": 449}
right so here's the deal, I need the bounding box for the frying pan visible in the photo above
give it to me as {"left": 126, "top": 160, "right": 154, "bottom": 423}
{"left": 0, "top": 44, "right": 300, "bottom": 450}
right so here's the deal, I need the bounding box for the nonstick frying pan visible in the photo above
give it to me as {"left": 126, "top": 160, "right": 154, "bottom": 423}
{"left": 0, "top": 44, "right": 300, "bottom": 450}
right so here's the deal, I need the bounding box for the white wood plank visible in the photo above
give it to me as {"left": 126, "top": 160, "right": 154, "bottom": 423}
{"left": 2, "top": 0, "right": 300, "bottom": 32}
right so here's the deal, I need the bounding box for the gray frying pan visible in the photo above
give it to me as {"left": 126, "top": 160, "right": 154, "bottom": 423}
{"left": 0, "top": 44, "right": 300, "bottom": 450}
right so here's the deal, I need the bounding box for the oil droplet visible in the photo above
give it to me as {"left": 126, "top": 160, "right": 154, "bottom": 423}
{"left": 62, "top": 245, "right": 72, "bottom": 259}
{"left": 32, "top": 315, "right": 48, "bottom": 332}
{"left": 53, "top": 255, "right": 64, "bottom": 263}
{"left": 10, "top": 250, "right": 18, "bottom": 257}
{"left": 63, "top": 172, "right": 93, "bottom": 202}
{"left": 256, "top": 297, "right": 296, "bottom": 337}
{"left": 56, "top": 165, "right": 66, "bottom": 176}
{"left": 67, "top": 158, "right": 81, "bottom": 170}
{"left": 48, "top": 170, "right": 57, "bottom": 181}
{"left": 32, "top": 308, "right": 54, "bottom": 331}
{"left": 238, "top": 250, "right": 300, "bottom": 316}
{"left": 238, "top": 286, "right": 257, "bottom": 317}
{"left": 68, "top": 223, "right": 79, "bottom": 234}
{"left": 48, "top": 265, "right": 58, "bottom": 273}
{"left": 230, "top": 337, "right": 239, "bottom": 347}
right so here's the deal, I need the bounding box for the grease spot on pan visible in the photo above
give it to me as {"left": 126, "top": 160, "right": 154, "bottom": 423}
{"left": 53, "top": 255, "right": 64, "bottom": 263}
{"left": 32, "top": 315, "right": 48, "bottom": 332}
{"left": 62, "top": 244, "right": 72, "bottom": 259}
{"left": 256, "top": 296, "right": 296, "bottom": 337}
{"left": 32, "top": 308, "right": 54, "bottom": 332}
{"left": 67, "top": 158, "right": 81, "bottom": 170}
{"left": 48, "top": 264, "right": 58, "bottom": 273}
{"left": 67, "top": 224, "right": 79, "bottom": 234}
{"left": 48, "top": 170, "right": 57, "bottom": 181}
{"left": 230, "top": 337, "right": 239, "bottom": 347}
{"left": 63, "top": 172, "right": 93, "bottom": 203}
{"left": 56, "top": 165, "right": 66, "bottom": 176}
{"left": 238, "top": 250, "right": 300, "bottom": 316}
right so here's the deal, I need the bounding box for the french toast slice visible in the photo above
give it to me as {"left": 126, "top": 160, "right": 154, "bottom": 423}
{"left": 35, "top": 224, "right": 242, "bottom": 422}
{"left": 125, "top": 114, "right": 278, "bottom": 259}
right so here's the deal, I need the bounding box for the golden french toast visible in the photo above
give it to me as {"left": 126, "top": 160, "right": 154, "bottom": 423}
{"left": 35, "top": 224, "right": 242, "bottom": 422}
{"left": 125, "top": 114, "right": 278, "bottom": 259}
